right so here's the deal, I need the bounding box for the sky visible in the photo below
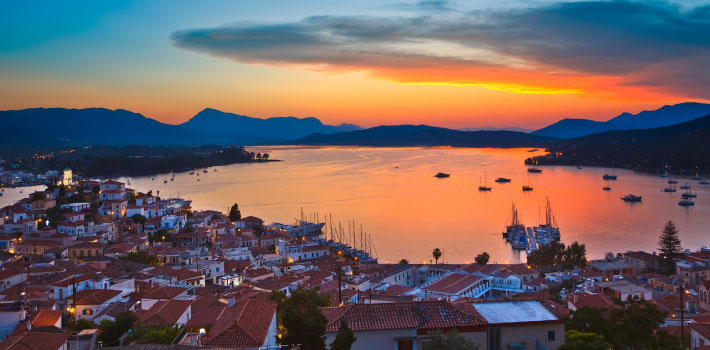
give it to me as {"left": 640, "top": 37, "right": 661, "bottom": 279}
{"left": 1, "top": 0, "right": 709, "bottom": 129}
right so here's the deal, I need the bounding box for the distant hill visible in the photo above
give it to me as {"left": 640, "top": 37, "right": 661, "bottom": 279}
{"left": 289, "top": 125, "right": 556, "bottom": 148}
{"left": 459, "top": 126, "right": 533, "bottom": 133}
{"left": 533, "top": 102, "right": 710, "bottom": 139}
{"left": 530, "top": 113, "right": 710, "bottom": 173}
{"left": 179, "top": 108, "right": 361, "bottom": 144}
{"left": 0, "top": 107, "right": 361, "bottom": 148}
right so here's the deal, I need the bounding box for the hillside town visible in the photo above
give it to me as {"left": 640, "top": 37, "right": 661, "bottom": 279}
{"left": 0, "top": 169, "right": 708, "bottom": 350}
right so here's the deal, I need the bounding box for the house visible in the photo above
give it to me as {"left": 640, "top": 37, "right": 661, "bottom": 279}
{"left": 99, "top": 189, "right": 125, "bottom": 201}
{"left": 30, "top": 198, "right": 55, "bottom": 211}
{"left": 68, "top": 242, "right": 106, "bottom": 262}
{"left": 136, "top": 299, "right": 192, "bottom": 327}
{"left": 14, "top": 239, "right": 62, "bottom": 255}
{"left": 421, "top": 273, "right": 490, "bottom": 300}
{"left": 125, "top": 205, "right": 145, "bottom": 218}
{"left": 98, "top": 200, "right": 126, "bottom": 219}
{"left": 104, "top": 243, "right": 138, "bottom": 258}
{"left": 380, "top": 264, "right": 416, "bottom": 288}
{"left": 99, "top": 180, "right": 125, "bottom": 192}
{"left": 690, "top": 322, "right": 710, "bottom": 350}
{"left": 676, "top": 260, "right": 709, "bottom": 286}
{"left": 235, "top": 216, "right": 264, "bottom": 229}
{"left": 56, "top": 221, "right": 86, "bottom": 236}
{"left": 59, "top": 202, "right": 90, "bottom": 213}
{"left": 588, "top": 259, "right": 634, "bottom": 281}
{"left": 597, "top": 280, "right": 653, "bottom": 300}
{"left": 202, "top": 299, "right": 278, "bottom": 349}
{"left": 0, "top": 325, "right": 70, "bottom": 350}
{"left": 623, "top": 251, "right": 659, "bottom": 271}
{"left": 70, "top": 289, "right": 123, "bottom": 321}
{"left": 138, "top": 286, "right": 189, "bottom": 310}
{"left": 31, "top": 309, "right": 63, "bottom": 328}
{"left": 321, "top": 300, "right": 564, "bottom": 350}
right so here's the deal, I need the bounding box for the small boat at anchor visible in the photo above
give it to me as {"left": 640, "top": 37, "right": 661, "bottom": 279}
{"left": 679, "top": 199, "right": 695, "bottom": 206}
{"left": 434, "top": 172, "right": 450, "bottom": 178}
{"left": 603, "top": 174, "right": 617, "bottom": 180}
{"left": 495, "top": 178, "right": 511, "bottom": 183}
{"left": 621, "top": 194, "right": 642, "bottom": 202}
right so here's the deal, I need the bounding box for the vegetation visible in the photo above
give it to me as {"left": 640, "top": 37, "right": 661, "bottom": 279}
{"left": 399, "top": 259, "right": 409, "bottom": 264}
{"left": 557, "top": 330, "right": 611, "bottom": 350}
{"left": 253, "top": 224, "right": 265, "bottom": 246}
{"left": 123, "top": 325, "right": 183, "bottom": 345}
{"left": 228, "top": 203, "right": 241, "bottom": 222}
{"left": 423, "top": 330, "right": 478, "bottom": 350}
{"left": 566, "top": 298, "right": 682, "bottom": 349}
{"left": 432, "top": 248, "right": 442, "bottom": 264}
{"left": 526, "top": 241, "right": 586, "bottom": 268}
{"left": 330, "top": 320, "right": 357, "bottom": 350}
{"left": 658, "top": 221, "right": 682, "bottom": 275}
{"left": 121, "top": 250, "right": 158, "bottom": 265}
{"left": 14, "top": 145, "right": 272, "bottom": 178}
{"left": 98, "top": 312, "right": 137, "bottom": 346}
{"left": 475, "top": 252, "right": 490, "bottom": 265}
{"left": 270, "top": 288, "right": 331, "bottom": 350}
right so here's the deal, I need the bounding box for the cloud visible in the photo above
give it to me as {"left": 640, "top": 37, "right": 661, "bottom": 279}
{"left": 171, "top": 1, "right": 710, "bottom": 98}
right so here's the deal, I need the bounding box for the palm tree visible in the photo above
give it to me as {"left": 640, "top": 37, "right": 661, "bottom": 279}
{"left": 432, "top": 248, "right": 442, "bottom": 264}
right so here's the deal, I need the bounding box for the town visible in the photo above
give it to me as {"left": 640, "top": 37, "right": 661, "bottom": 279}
{"left": 0, "top": 168, "right": 708, "bottom": 350}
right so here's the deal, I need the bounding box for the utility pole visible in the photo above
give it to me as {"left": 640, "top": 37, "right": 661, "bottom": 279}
{"left": 336, "top": 266, "right": 342, "bottom": 306}
{"left": 680, "top": 283, "right": 685, "bottom": 346}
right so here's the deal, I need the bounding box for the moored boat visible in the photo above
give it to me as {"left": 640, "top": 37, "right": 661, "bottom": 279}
{"left": 603, "top": 174, "right": 617, "bottom": 180}
{"left": 621, "top": 194, "right": 642, "bottom": 202}
{"left": 679, "top": 199, "right": 695, "bottom": 206}
{"left": 434, "top": 172, "right": 450, "bottom": 178}
{"left": 495, "top": 177, "right": 511, "bottom": 183}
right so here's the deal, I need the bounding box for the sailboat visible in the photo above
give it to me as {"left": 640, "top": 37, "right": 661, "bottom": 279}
{"left": 603, "top": 180, "right": 612, "bottom": 191}
{"left": 682, "top": 186, "right": 697, "bottom": 199}
{"left": 680, "top": 182, "right": 690, "bottom": 190}
{"left": 533, "top": 198, "right": 561, "bottom": 246}
{"left": 478, "top": 171, "right": 492, "bottom": 191}
{"left": 522, "top": 174, "right": 533, "bottom": 191}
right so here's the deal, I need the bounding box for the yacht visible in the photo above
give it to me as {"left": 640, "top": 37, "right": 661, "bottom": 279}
{"left": 679, "top": 199, "right": 695, "bottom": 206}
{"left": 668, "top": 179, "right": 678, "bottom": 184}
{"left": 682, "top": 192, "right": 697, "bottom": 199}
{"left": 163, "top": 180, "right": 168, "bottom": 184}
{"left": 527, "top": 167, "right": 543, "bottom": 173}
{"left": 603, "top": 185, "right": 612, "bottom": 191}
{"left": 663, "top": 187, "right": 676, "bottom": 193}
{"left": 495, "top": 177, "right": 511, "bottom": 183}
{"left": 700, "top": 180, "right": 710, "bottom": 185}
{"left": 522, "top": 185, "right": 533, "bottom": 191}
{"left": 603, "top": 174, "right": 617, "bottom": 180}
{"left": 479, "top": 171, "right": 492, "bottom": 191}
{"left": 680, "top": 182, "right": 690, "bottom": 190}
{"left": 621, "top": 194, "right": 642, "bottom": 202}
{"left": 577, "top": 165, "right": 583, "bottom": 169}
{"left": 434, "top": 172, "right": 450, "bottom": 178}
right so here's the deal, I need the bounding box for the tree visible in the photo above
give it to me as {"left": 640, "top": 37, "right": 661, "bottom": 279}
{"left": 557, "top": 330, "right": 610, "bottom": 350}
{"left": 278, "top": 288, "right": 331, "bottom": 350}
{"left": 228, "top": 203, "right": 241, "bottom": 222}
{"left": 527, "top": 241, "right": 586, "bottom": 268}
{"left": 566, "top": 306, "right": 609, "bottom": 336}
{"left": 399, "top": 259, "right": 409, "bottom": 264}
{"left": 563, "top": 241, "right": 587, "bottom": 267}
{"left": 331, "top": 320, "right": 357, "bottom": 350}
{"left": 607, "top": 297, "right": 667, "bottom": 349}
{"left": 253, "top": 224, "right": 265, "bottom": 246}
{"left": 121, "top": 250, "right": 158, "bottom": 265}
{"left": 475, "top": 252, "right": 490, "bottom": 265}
{"left": 423, "top": 330, "right": 478, "bottom": 350}
{"left": 658, "top": 221, "right": 682, "bottom": 274}
{"left": 131, "top": 213, "right": 147, "bottom": 226}
{"left": 98, "top": 311, "right": 137, "bottom": 346}
{"left": 432, "top": 248, "right": 442, "bottom": 264}
{"left": 263, "top": 153, "right": 269, "bottom": 160}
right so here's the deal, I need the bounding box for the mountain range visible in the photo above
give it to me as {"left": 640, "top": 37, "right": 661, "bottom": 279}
{"left": 0, "top": 107, "right": 360, "bottom": 148}
{"left": 532, "top": 112, "right": 710, "bottom": 173}
{"left": 532, "top": 102, "right": 710, "bottom": 139}
{"left": 289, "top": 125, "right": 554, "bottom": 148}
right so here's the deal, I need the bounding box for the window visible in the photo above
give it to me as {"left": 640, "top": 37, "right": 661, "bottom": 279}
{"left": 83, "top": 309, "right": 92, "bottom": 315}
{"left": 487, "top": 327, "right": 501, "bottom": 350}
{"left": 548, "top": 330, "right": 556, "bottom": 342}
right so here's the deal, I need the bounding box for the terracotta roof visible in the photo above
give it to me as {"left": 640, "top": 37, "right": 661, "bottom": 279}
{"left": 204, "top": 299, "right": 276, "bottom": 348}
{"left": 321, "top": 300, "right": 485, "bottom": 333}
{"left": 691, "top": 323, "right": 710, "bottom": 340}
{"left": 425, "top": 273, "right": 483, "bottom": 294}
{"left": 31, "top": 309, "right": 62, "bottom": 327}
{"left": 137, "top": 299, "right": 191, "bottom": 327}
{"left": 0, "top": 326, "right": 69, "bottom": 350}
{"left": 70, "top": 289, "right": 121, "bottom": 305}
{"left": 141, "top": 286, "right": 187, "bottom": 300}
{"left": 101, "top": 180, "right": 125, "bottom": 185}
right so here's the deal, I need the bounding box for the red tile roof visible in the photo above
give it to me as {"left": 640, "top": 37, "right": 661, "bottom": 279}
{"left": 0, "top": 326, "right": 69, "bottom": 350}
{"left": 31, "top": 309, "right": 62, "bottom": 328}
{"left": 321, "top": 300, "right": 485, "bottom": 333}
{"left": 204, "top": 299, "right": 276, "bottom": 348}
{"left": 425, "top": 273, "right": 483, "bottom": 294}
{"left": 70, "top": 289, "right": 121, "bottom": 306}
{"left": 136, "top": 299, "right": 191, "bottom": 327}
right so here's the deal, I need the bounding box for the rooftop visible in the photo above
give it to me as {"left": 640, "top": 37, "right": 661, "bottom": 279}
{"left": 472, "top": 300, "right": 559, "bottom": 324}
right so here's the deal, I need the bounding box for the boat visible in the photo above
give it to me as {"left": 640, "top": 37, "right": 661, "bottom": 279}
{"left": 170, "top": 178, "right": 174, "bottom": 181}
{"left": 658, "top": 174, "right": 669, "bottom": 178}
{"left": 621, "top": 194, "right": 642, "bottom": 202}
{"left": 203, "top": 170, "right": 208, "bottom": 173}
{"left": 679, "top": 199, "right": 695, "bottom": 206}
{"left": 434, "top": 172, "right": 450, "bottom": 178}
{"left": 528, "top": 149, "right": 539, "bottom": 152}
{"left": 682, "top": 192, "right": 697, "bottom": 199}
{"left": 189, "top": 172, "right": 194, "bottom": 175}
{"left": 269, "top": 221, "right": 326, "bottom": 236}
{"left": 197, "top": 178, "right": 200, "bottom": 181}
{"left": 680, "top": 182, "right": 690, "bottom": 190}
{"left": 603, "top": 174, "right": 617, "bottom": 180}
{"left": 522, "top": 174, "right": 533, "bottom": 191}
{"left": 503, "top": 203, "right": 525, "bottom": 240}
{"left": 479, "top": 171, "right": 492, "bottom": 191}
{"left": 700, "top": 180, "right": 710, "bottom": 185}
{"left": 163, "top": 180, "right": 168, "bottom": 184}
{"left": 494, "top": 178, "right": 511, "bottom": 183}
{"left": 527, "top": 167, "right": 543, "bottom": 173}
{"left": 663, "top": 187, "right": 676, "bottom": 192}
{"left": 603, "top": 185, "right": 612, "bottom": 191}
{"left": 532, "top": 198, "right": 561, "bottom": 246}
{"left": 577, "top": 165, "right": 583, "bottom": 169}
{"left": 668, "top": 179, "right": 678, "bottom": 184}
{"left": 692, "top": 176, "right": 702, "bottom": 181}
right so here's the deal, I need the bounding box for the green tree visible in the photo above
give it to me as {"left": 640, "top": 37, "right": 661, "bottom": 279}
{"left": 432, "top": 248, "right": 442, "bottom": 264}
{"left": 563, "top": 241, "right": 588, "bottom": 267}
{"left": 98, "top": 311, "right": 137, "bottom": 346}
{"left": 123, "top": 325, "right": 183, "bottom": 345}
{"left": 131, "top": 213, "right": 147, "bottom": 226}
{"left": 527, "top": 241, "right": 586, "bottom": 268}
{"left": 228, "top": 203, "right": 241, "bottom": 222}
{"left": 278, "top": 288, "right": 331, "bottom": 350}
{"left": 658, "top": 221, "right": 682, "bottom": 274}
{"left": 330, "top": 320, "right": 357, "bottom": 350}
{"left": 607, "top": 297, "right": 668, "bottom": 349}
{"left": 423, "top": 330, "right": 478, "bottom": 350}
{"left": 121, "top": 250, "right": 158, "bottom": 265}
{"left": 399, "top": 259, "right": 409, "bottom": 264}
{"left": 557, "top": 330, "right": 610, "bottom": 350}
{"left": 567, "top": 306, "right": 609, "bottom": 336}
{"left": 475, "top": 252, "right": 490, "bottom": 265}
{"left": 253, "top": 224, "right": 265, "bottom": 246}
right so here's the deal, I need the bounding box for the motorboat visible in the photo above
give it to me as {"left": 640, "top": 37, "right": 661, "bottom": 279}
{"left": 621, "top": 194, "right": 642, "bottom": 202}
{"left": 603, "top": 174, "right": 617, "bottom": 180}
{"left": 434, "top": 172, "right": 450, "bottom": 178}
